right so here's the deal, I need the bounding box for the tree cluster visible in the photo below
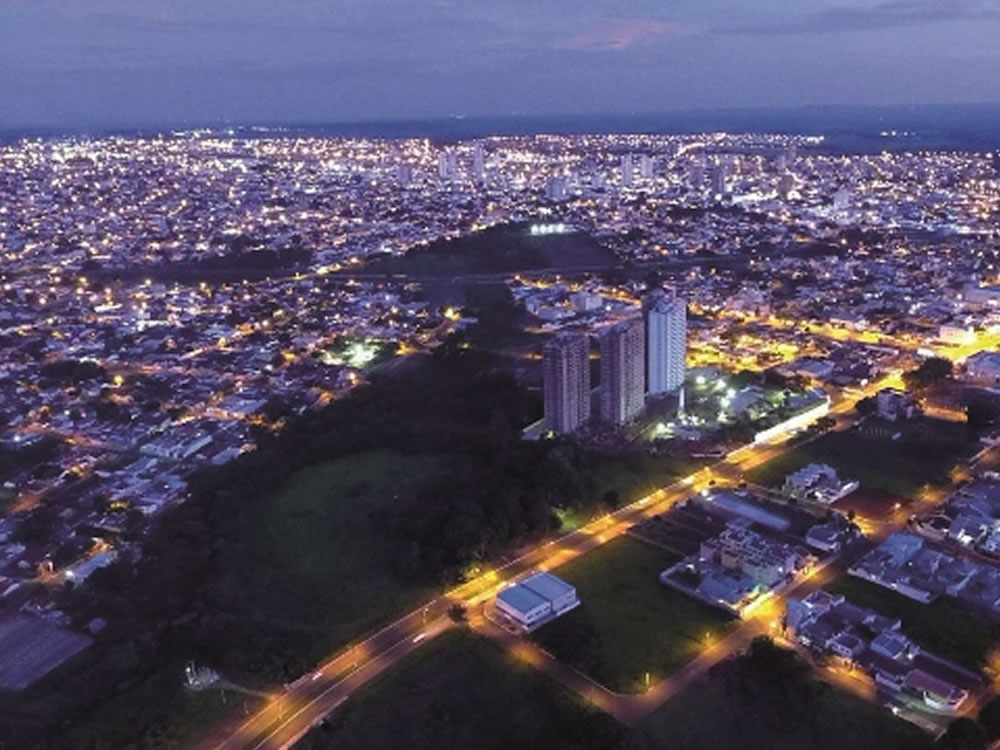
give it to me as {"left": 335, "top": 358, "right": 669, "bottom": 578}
{"left": 0, "top": 341, "right": 545, "bottom": 747}
{"left": 903, "top": 357, "right": 953, "bottom": 391}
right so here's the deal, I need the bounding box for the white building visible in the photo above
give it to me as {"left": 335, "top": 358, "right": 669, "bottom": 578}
{"left": 875, "top": 388, "right": 921, "bottom": 421}
{"left": 962, "top": 284, "right": 1000, "bottom": 309}
{"left": 639, "top": 154, "right": 654, "bottom": 180}
{"left": 471, "top": 143, "right": 486, "bottom": 182}
{"left": 621, "top": 154, "right": 634, "bottom": 188}
{"left": 569, "top": 291, "right": 602, "bottom": 312}
{"left": 437, "top": 150, "right": 457, "bottom": 180}
{"left": 939, "top": 324, "right": 975, "bottom": 345}
{"left": 546, "top": 175, "right": 568, "bottom": 202}
{"left": 645, "top": 295, "right": 687, "bottom": 395}
{"left": 495, "top": 572, "right": 579, "bottom": 630}
{"left": 495, "top": 585, "right": 550, "bottom": 628}
{"left": 784, "top": 463, "right": 859, "bottom": 504}
{"left": 965, "top": 351, "right": 1000, "bottom": 386}
{"left": 709, "top": 164, "right": 727, "bottom": 196}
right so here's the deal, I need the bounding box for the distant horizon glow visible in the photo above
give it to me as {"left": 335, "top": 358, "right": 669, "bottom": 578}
{"left": 2, "top": 0, "right": 1000, "bottom": 129}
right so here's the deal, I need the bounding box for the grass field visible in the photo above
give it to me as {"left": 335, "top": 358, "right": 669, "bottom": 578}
{"left": 216, "top": 447, "right": 704, "bottom": 669}
{"left": 296, "top": 629, "right": 627, "bottom": 750}
{"left": 634, "top": 666, "right": 931, "bottom": 750}
{"left": 825, "top": 574, "right": 1000, "bottom": 673}
{"left": 60, "top": 667, "right": 265, "bottom": 750}
{"left": 533, "top": 537, "right": 734, "bottom": 693}
{"left": 587, "top": 452, "right": 705, "bottom": 507}
{"left": 364, "top": 223, "right": 615, "bottom": 277}
{"left": 219, "top": 450, "right": 445, "bottom": 657}
{"left": 746, "top": 418, "right": 977, "bottom": 498}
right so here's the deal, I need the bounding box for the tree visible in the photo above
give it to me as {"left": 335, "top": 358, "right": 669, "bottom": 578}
{"left": 52, "top": 539, "right": 85, "bottom": 569}
{"left": 855, "top": 396, "right": 877, "bottom": 416}
{"left": 12, "top": 505, "right": 58, "bottom": 544}
{"left": 602, "top": 489, "right": 621, "bottom": 510}
{"left": 978, "top": 696, "right": 1000, "bottom": 741}
{"left": 814, "top": 416, "right": 836, "bottom": 433}
{"left": 488, "top": 405, "right": 512, "bottom": 456}
{"left": 713, "top": 637, "right": 819, "bottom": 733}
{"left": 903, "top": 357, "right": 953, "bottom": 391}
{"left": 936, "top": 718, "right": 988, "bottom": 750}
{"left": 394, "top": 540, "right": 422, "bottom": 580}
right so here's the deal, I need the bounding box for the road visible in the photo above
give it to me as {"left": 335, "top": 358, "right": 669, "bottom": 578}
{"left": 205, "top": 371, "right": 902, "bottom": 750}
{"left": 474, "top": 449, "right": 1000, "bottom": 732}
{"left": 732, "top": 310, "right": 1000, "bottom": 366}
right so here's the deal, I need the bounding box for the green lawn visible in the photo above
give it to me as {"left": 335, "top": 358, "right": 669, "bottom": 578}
{"left": 219, "top": 451, "right": 445, "bottom": 659}
{"left": 533, "top": 537, "right": 734, "bottom": 693}
{"left": 213, "top": 447, "right": 705, "bottom": 679}
{"left": 746, "top": 418, "right": 977, "bottom": 498}
{"left": 296, "top": 629, "right": 628, "bottom": 750}
{"left": 826, "top": 575, "right": 1000, "bottom": 673}
{"left": 635, "top": 663, "right": 931, "bottom": 750}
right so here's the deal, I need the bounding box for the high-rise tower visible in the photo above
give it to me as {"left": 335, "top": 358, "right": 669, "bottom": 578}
{"left": 646, "top": 296, "right": 687, "bottom": 395}
{"left": 600, "top": 320, "right": 645, "bottom": 425}
{"left": 543, "top": 333, "right": 591, "bottom": 433}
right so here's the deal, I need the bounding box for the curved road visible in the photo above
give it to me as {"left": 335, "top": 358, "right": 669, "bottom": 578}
{"left": 205, "top": 373, "right": 903, "bottom": 750}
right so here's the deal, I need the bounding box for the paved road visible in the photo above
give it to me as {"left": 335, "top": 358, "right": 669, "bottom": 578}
{"left": 203, "top": 371, "right": 916, "bottom": 750}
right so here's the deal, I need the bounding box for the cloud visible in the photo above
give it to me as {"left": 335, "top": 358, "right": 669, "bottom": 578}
{"left": 719, "top": 0, "right": 1000, "bottom": 36}
{"left": 557, "top": 17, "right": 682, "bottom": 51}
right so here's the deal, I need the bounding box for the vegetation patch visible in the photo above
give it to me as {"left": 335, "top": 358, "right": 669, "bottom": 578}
{"left": 746, "top": 417, "right": 978, "bottom": 498}
{"left": 635, "top": 637, "right": 931, "bottom": 750}
{"left": 364, "top": 222, "right": 616, "bottom": 276}
{"left": 297, "top": 629, "right": 630, "bottom": 750}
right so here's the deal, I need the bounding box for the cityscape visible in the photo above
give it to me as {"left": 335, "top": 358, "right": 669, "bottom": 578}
{"left": 3, "top": 3, "right": 1000, "bottom": 750}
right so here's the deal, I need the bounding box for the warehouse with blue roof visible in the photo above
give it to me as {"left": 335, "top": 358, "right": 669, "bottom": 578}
{"left": 495, "top": 571, "right": 579, "bottom": 631}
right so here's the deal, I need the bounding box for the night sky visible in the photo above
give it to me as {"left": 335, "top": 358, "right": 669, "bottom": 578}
{"left": 2, "top": 0, "right": 1000, "bottom": 127}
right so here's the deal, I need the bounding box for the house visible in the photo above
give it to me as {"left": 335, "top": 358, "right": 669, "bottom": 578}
{"left": 871, "top": 631, "right": 915, "bottom": 661}
{"left": 783, "top": 463, "right": 859, "bottom": 504}
{"left": 830, "top": 630, "right": 866, "bottom": 659}
{"left": 875, "top": 388, "right": 921, "bottom": 422}
{"left": 904, "top": 669, "right": 969, "bottom": 713}
{"left": 806, "top": 521, "right": 846, "bottom": 552}
{"left": 965, "top": 352, "right": 1000, "bottom": 386}
{"left": 785, "top": 589, "right": 971, "bottom": 715}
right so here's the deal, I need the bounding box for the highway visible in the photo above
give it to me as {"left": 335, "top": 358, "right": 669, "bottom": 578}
{"left": 205, "top": 371, "right": 903, "bottom": 750}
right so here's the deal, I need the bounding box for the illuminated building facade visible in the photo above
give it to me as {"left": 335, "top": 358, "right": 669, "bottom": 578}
{"left": 600, "top": 319, "right": 644, "bottom": 425}
{"left": 543, "top": 332, "right": 591, "bottom": 433}
{"left": 645, "top": 293, "right": 686, "bottom": 395}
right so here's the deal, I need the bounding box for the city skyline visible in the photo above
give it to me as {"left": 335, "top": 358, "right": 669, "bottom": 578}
{"left": 5, "top": 4, "right": 1000, "bottom": 746}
